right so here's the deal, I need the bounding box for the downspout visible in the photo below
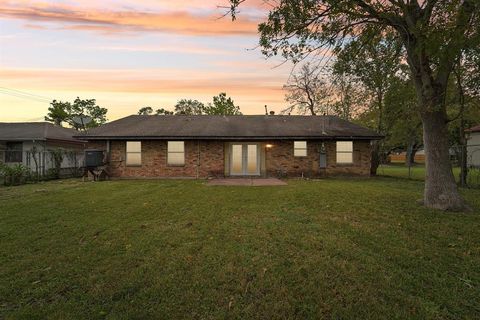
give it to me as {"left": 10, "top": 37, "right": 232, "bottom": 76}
{"left": 106, "top": 140, "right": 111, "bottom": 163}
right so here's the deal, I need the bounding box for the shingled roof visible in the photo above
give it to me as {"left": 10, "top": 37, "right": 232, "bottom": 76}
{"left": 0, "top": 122, "right": 82, "bottom": 142}
{"left": 466, "top": 124, "right": 480, "bottom": 133}
{"left": 77, "top": 115, "right": 382, "bottom": 140}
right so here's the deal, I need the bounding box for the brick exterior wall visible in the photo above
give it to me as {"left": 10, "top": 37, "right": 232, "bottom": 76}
{"left": 264, "top": 140, "right": 371, "bottom": 177}
{"left": 87, "top": 139, "right": 372, "bottom": 178}
{"left": 87, "top": 140, "right": 224, "bottom": 178}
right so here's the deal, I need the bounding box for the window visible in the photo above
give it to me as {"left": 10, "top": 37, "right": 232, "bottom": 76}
{"left": 5, "top": 142, "right": 23, "bottom": 163}
{"left": 168, "top": 141, "right": 185, "bottom": 166}
{"left": 336, "top": 141, "right": 353, "bottom": 164}
{"left": 294, "top": 141, "right": 307, "bottom": 157}
{"left": 126, "top": 141, "right": 141, "bottom": 166}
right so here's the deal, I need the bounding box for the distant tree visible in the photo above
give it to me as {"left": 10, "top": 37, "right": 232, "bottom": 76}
{"left": 69, "top": 97, "right": 107, "bottom": 130}
{"left": 174, "top": 99, "right": 205, "bottom": 115}
{"left": 155, "top": 108, "right": 174, "bottom": 115}
{"left": 205, "top": 93, "right": 242, "bottom": 115}
{"left": 283, "top": 63, "right": 330, "bottom": 115}
{"left": 330, "top": 73, "right": 363, "bottom": 121}
{"left": 137, "top": 106, "right": 174, "bottom": 115}
{"left": 382, "top": 77, "right": 422, "bottom": 167}
{"left": 45, "top": 97, "right": 107, "bottom": 130}
{"left": 333, "top": 34, "right": 402, "bottom": 175}
{"left": 45, "top": 100, "right": 70, "bottom": 126}
{"left": 138, "top": 107, "right": 153, "bottom": 115}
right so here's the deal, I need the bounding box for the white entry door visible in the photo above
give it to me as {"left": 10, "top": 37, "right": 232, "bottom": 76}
{"left": 230, "top": 143, "right": 260, "bottom": 176}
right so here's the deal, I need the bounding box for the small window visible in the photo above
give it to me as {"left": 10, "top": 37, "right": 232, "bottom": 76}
{"left": 5, "top": 142, "right": 23, "bottom": 163}
{"left": 168, "top": 141, "right": 185, "bottom": 166}
{"left": 294, "top": 141, "right": 307, "bottom": 157}
{"left": 126, "top": 141, "right": 141, "bottom": 166}
{"left": 336, "top": 141, "right": 353, "bottom": 164}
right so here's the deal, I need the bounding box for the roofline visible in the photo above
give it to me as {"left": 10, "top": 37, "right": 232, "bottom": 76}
{"left": 0, "top": 138, "right": 47, "bottom": 141}
{"left": 45, "top": 138, "right": 86, "bottom": 145}
{"left": 0, "top": 138, "right": 84, "bottom": 143}
{"left": 75, "top": 135, "right": 383, "bottom": 140}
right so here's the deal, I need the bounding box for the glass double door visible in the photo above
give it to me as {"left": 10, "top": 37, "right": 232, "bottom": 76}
{"left": 230, "top": 143, "right": 260, "bottom": 176}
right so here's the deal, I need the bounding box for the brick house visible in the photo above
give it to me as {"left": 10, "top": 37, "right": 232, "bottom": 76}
{"left": 77, "top": 115, "right": 382, "bottom": 178}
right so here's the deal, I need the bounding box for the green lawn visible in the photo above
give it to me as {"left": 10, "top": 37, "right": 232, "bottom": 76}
{"left": 378, "top": 164, "right": 461, "bottom": 181}
{"left": 1, "top": 178, "right": 479, "bottom": 319}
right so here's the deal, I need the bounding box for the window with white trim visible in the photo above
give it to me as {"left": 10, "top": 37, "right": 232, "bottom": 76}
{"left": 336, "top": 141, "right": 353, "bottom": 164}
{"left": 126, "top": 141, "right": 141, "bottom": 166}
{"left": 294, "top": 141, "right": 307, "bottom": 157}
{"left": 168, "top": 141, "right": 185, "bottom": 166}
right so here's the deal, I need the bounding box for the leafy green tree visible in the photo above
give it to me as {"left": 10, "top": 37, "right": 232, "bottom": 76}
{"left": 174, "top": 99, "right": 206, "bottom": 115}
{"left": 45, "top": 100, "right": 70, "bottom": 126}
{"left": 155, "top": 108, "right": 174, "bottom": 115}
{"left": 333, "top": 34, "right": 402, "bottom": 174}
{"left": 330, "top": 73, "right": 363, "bottom": 121}
{"left": 382, "top": 76, "right": 422, "bottom": 166}
{"left": 68, "top": 97, "right": 107, "bottom": 130}
{"left": 45, "top": 97, "right": 107, "bottom": 130}
{"left": 205, "top": 93, "right": 242, "bottom": 115}
{"left": 137, "top": 107, "right": 174, "bottom": 115}
{"left": 138, "top": 107, "right": 153, "bottom": 115}
{"left": 230, "top": 0, "right": 480, "bottom": 210}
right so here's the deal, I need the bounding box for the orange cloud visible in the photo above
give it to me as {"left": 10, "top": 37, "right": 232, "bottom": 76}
{"left": 0, "top": 67, "right": 284, "bottom": 95}
{"left": 0, "top": 67, "right": 287, "bottom": 120}
{"left": 0, "top": 1, "right": 260, "bottom": 36}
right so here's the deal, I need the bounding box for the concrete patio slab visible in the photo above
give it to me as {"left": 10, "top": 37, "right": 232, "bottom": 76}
{"left": 206, "top": 178, "right": 287, "bottom": 186}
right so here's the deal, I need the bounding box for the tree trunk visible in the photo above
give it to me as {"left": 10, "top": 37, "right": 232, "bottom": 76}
{"left": 421, "top": 111, "right": 466, "bottom": 210}
{"left": 405, "top": 142, "right": 417, "bottom": 167}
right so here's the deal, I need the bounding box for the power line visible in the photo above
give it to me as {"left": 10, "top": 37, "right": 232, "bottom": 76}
{"left": 0, "top": 87, "right": 52, "bottom": 103}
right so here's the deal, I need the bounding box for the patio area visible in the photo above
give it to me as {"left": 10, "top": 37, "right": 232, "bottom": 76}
{"left": 206, "top": 178, "right": 287, "bottom": 186}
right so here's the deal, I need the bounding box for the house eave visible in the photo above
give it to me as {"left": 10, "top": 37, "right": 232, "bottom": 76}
{"left": 75, "top": 135, "right": 383, "bottom": 141}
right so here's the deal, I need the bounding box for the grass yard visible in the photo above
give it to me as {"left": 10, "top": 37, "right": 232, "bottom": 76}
{"left": 1, "top": 178, "right": 479, "bottom": 319}
{"left": 378, "top": 163, "right": 461, "bottom": 181}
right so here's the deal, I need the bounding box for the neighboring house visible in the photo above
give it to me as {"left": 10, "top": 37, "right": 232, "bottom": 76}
{"left": 466, "top": 124, "right": 480, "bottom": 168}
{"left": 77, "top": 115, "right": 382, "bottom": 179}
{"left": 0, "top": 122, "right": 85, "bottom": 176}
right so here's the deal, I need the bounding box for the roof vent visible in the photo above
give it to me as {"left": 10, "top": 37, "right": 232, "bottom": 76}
{"left": 269, "top": 111, "right": 275, "bottom": 115}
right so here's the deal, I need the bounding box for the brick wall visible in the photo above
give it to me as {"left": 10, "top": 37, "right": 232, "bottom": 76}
{"left": 86, "top": 139, "right": 372, "bottom": 178}
{"left": 265, "top": 140, "right": 371, "bottom": 177}
{"left": 87, "top": 140, "right": 224, "bottom": 178}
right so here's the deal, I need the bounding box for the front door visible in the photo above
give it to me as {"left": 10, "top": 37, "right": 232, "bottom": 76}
{"left": 230, "top": 143, "right": 260, "bottom": 176}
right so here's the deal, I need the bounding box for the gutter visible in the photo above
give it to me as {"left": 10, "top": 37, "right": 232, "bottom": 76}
{"left": 74, "top": 135, "right": 384, "bottom": 141}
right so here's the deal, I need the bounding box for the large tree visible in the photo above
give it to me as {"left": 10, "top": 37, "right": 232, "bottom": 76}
{"left": 205, "top": 92, "right": 242, "bottom": 115}
{"left": 45, "top": 97, "right": 107, "bottom": 130}
{"left": 230, "top": 0, "right": 479, "bottom": 211}
{"left": 45, "top": 100, "right": 69, "bottom": 126}
{"left": 333, "top": 33, "right": 402, "bottom": 174}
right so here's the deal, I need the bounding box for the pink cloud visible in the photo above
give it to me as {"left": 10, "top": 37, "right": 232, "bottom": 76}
{"left": 0, "top": 1, "right": 261, "bottom": 36}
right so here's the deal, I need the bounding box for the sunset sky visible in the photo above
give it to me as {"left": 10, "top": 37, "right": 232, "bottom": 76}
{"left": 0, "top": 0, "right": 294, "bottom": 122}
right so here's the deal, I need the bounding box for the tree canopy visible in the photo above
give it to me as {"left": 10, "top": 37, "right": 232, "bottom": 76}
{"left": 205, "top": 93, "right": 242, "bottom": 115}
{"left": 229, "top": 0, "right": 480, "bottom": 210}
{"left": 45, "top": 97, "right": 107, "bottom": 130}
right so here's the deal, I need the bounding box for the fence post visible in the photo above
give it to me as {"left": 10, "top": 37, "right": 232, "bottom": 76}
{"left": 459, "top": 144, "right": 467, "bottom": 187}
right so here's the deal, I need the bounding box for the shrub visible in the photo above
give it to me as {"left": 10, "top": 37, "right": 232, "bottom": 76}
{"left": 0, "top": 163, "right": 30, "bottom": 186}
